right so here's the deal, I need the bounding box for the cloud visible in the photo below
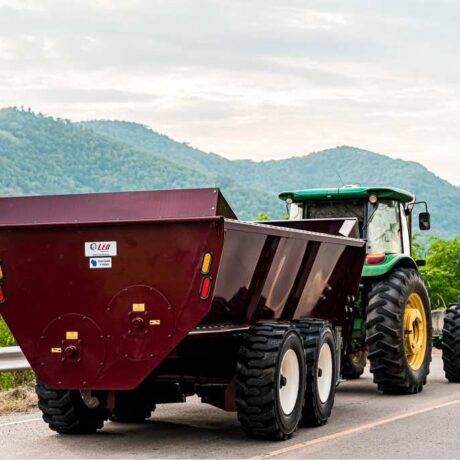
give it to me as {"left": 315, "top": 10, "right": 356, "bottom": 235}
{"left": 0, "top": 0, "right": 458, "bottom": 184}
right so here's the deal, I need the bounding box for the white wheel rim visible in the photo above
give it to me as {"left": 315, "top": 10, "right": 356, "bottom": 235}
{"left": 317, "top": 342, "right": 333, "bottom": 403}
{"left": 278, "top": 349, "right": 300, "bottom": 415}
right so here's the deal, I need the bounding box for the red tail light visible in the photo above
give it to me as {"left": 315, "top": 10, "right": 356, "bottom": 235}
{"left": 199, "top": 277, "right": 212, "bottom": 299}
{"left": 366, "top": 252, "right": 386, "bottom": 265}
{"left": 0, "top": 286, "right": 5, "bottom": 303}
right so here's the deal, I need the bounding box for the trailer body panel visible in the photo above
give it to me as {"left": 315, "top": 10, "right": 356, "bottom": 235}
{"left": 0, "top": 189, "right": 365, "bottom": 390}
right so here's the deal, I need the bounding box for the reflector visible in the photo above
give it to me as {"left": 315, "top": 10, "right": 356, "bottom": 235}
{"left": 199, "top": 277, "right": 212, "bottom": 299}
{"left": 366, "top": 252, "right": 385, "bottom": 265}
{"left": 201, "top": 252, "right": 212, "bottom": 274}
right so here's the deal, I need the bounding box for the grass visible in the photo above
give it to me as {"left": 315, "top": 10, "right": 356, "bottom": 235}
{"left": 0, "top": 317, "right": 35, "bottom": 390}
{"left": 0, "top": 380, "right": 37, "bottom": 415}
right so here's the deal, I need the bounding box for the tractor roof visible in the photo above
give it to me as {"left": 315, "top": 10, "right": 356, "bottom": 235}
{"left": 279, "top": 186, "right": 414, "bottom": 203}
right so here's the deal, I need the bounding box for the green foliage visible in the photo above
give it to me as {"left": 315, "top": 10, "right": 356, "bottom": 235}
{"left": 0, "top": 317, "right": 15, "bottom": 347}
{"left": 256, "top": 212, "right": 270, "bottom": 221}
{"left": 0, "top": 318, "right": 34, "bottom": 390}
{"left": 0, "top": 370, "right": 35, "bottom": 390}
{"left": 419, "top": 237, "right": 460, "bottom": 309}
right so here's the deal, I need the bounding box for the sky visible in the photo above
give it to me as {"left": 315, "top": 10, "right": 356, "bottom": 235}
{"left": 0, "top": 0, "right": 459, "bottom": 185}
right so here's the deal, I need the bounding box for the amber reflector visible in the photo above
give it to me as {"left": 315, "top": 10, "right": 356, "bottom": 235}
{"left": 201, "top": 252, "right": 212, "bottom": 274}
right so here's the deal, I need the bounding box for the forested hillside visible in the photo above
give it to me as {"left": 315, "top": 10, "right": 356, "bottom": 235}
{"left": 0, "top": 108, "right": 278, "bottom": 220}
{"left": 84, "top": 119, "right": 459, "bottom": 237}
{"left": 0, "top": 108, "right": 458, "bottom": 236}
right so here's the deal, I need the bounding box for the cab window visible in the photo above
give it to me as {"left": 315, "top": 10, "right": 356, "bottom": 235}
{"left": 367, "top": 200, "right": 402, "bottom": 253}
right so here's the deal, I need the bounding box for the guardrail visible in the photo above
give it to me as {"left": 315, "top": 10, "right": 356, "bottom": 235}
{"left": 0, "top": 346, "right": 30, "bottom": 373}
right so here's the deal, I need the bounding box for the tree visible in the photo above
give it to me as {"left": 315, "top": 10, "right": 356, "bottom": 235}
{"left": 255, "top": 212, "right": 270, "bottom": 221}
{"left": 419, "top": 237, "right": 460, "bottom": 309}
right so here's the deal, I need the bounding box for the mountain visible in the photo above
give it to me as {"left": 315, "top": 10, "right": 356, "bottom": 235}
{"left": 83, "top": 119, "right": 459, "bottom": 237}
{"left": 0, "top": 108, "right": 458, "bottom": 237}
{"left": 0, "top": 108, "right": 278, "bottom": 219}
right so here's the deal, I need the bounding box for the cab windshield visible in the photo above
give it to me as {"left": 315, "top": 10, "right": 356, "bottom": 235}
{"left": 287, "top": 198, "right": 405, "bottom": 254}
{"left": 290, "top": 199, "right": 365, "bottom": 234}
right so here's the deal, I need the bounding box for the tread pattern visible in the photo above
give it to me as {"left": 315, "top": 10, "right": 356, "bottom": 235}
{"left": 365, "top": 268, "right": 432, "bottom": 394}
{"left": 442, "top": 303, "right": 460, "bottom": 382}
{"left": 36, "top": 381, "right": 108, "bottom": 434}
{"left": 235, "top": 322, "right": 303, "bottom": 440}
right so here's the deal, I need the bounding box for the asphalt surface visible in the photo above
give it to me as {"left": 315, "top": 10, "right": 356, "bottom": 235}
{"left": 0, "top": 350, "right": 459, "bottom": 459}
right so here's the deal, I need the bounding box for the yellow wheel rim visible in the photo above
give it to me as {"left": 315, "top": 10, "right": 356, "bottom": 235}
{"left": 403, "top": 293, "right": 427, "bottom": 370}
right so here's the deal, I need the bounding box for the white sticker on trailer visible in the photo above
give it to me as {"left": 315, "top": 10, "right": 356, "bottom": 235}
{"left": 89, "top": 257, "right": 112, "bottom": 269}
{"left": 85, "top": 241, "right": 117, "bottom": 257}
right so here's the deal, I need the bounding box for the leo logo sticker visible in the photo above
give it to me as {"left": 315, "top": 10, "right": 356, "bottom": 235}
{"left": 85, "top": 241, "right": 117, "bottom": 257}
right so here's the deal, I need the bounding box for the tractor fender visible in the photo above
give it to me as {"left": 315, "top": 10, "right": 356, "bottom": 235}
{"left": 361, "top": 254, "right": 418, "bottom": 278}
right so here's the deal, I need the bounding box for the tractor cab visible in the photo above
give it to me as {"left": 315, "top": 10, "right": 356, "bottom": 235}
{"left": 279, "top": 186, "right": 431, "bottom": 277}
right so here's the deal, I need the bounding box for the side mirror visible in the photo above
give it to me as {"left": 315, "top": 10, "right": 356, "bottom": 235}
{"left": 415, "top": 259, "right": 426, "bottom": 267}
{"left": 419, "top": 212, "right": 431, "bottom": 230}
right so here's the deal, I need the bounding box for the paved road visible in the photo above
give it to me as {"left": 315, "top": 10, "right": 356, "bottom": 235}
{"left": 0, "top": 351, "right": 459, "bottom": 459}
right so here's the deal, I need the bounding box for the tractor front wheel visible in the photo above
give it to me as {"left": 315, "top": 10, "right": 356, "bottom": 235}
{"left": 366, "top": 268, "right": 432, "bottom": 394}
{"left": 341, "top": 350, "right": 366, "bottom": 380}
{"left": 442, "top": 303, "right": 460, "bottom": 382}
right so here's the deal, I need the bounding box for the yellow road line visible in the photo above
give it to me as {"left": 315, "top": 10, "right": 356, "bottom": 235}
{"left": 248, "top": 398, "right": 460, "bottom": 459}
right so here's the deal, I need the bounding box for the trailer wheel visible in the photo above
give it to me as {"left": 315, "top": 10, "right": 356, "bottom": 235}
{"left": 235, "top": 323, "right": 306, "bottom": 440}
{"left": 36, "top": 380, "right": 108, "bottom": 434}
{"left": 341, "top": 350, "right": 366, "bottom": 380}
{"left": 442, "top": 303, "right": 460, "bottom": 382}
{"left": 296, "top": 320, "right": 336, "bottom": 426}
{"left": 110, "top": 389, "right": 155, "bottom": 423}
{"left": 366, "top": 268, "right": 432, "bottom": 394}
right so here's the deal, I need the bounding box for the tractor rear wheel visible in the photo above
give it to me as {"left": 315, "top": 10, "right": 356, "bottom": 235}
{"left": 341, "top": 350, "right": 367, "bottom": 380}
{"left": 442, "top": 303, "right": 460, "bottom": 382}
{"left": 235, "top": 322, "right": 306, "bottom": 440}
{"left": 296, "top": 320, "right": 336, "bottom": 426}
{"left": 36, "top": 380, "right": 108, "bottom": 434}
{"left": 366, "top": 268, "right": 432, "bottom": 394}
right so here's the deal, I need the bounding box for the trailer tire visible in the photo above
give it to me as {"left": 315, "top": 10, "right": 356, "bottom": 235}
{"left": 36, "top": 380, "right": 108, "bottom": 434}
{"left": 296, "top": 320, "right": 336, "bottom": 426}
{"left": 442, "top": 303, "right": 460, "bottom": 382}
{"left": 366, "top": 268, "right": 432, "bottom": 394}
{"left": 235, "top": 323, "right": 306, "bottom": 440}
{"left": 341, "top": 350, "right": 366, "bottom": 380}
{"left": 110, "top": 389, "right": 155, "bottom": 423}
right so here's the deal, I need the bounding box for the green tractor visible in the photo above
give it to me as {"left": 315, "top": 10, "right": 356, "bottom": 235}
{"left": 279, "top": 185, "right": 459, "bottom": 393}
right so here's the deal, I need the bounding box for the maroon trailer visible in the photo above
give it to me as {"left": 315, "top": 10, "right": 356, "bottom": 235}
{"left": 0, "top": 188, "right": 365, "bottom": 440}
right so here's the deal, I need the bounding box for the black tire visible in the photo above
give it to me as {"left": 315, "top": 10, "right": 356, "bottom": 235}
{"left": 110, "top": 388, "right": 155, "bottom": 423}
{"left": 235, "top": 322, "right": 306, "bottom": 440}
{"left": 366, "top": 267, "right": 432, "bottom": 394}
{"left": 296, "top": 320, "right": 336, "bottom": 426}
{"left": 36, "top": 380, "right": 108, "bottom": 434}
{"left": 442, "top": 303, "right": 460, "bottom": 382}
{"left": 342, "top": 350, "right": 367, "bottom": 380}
